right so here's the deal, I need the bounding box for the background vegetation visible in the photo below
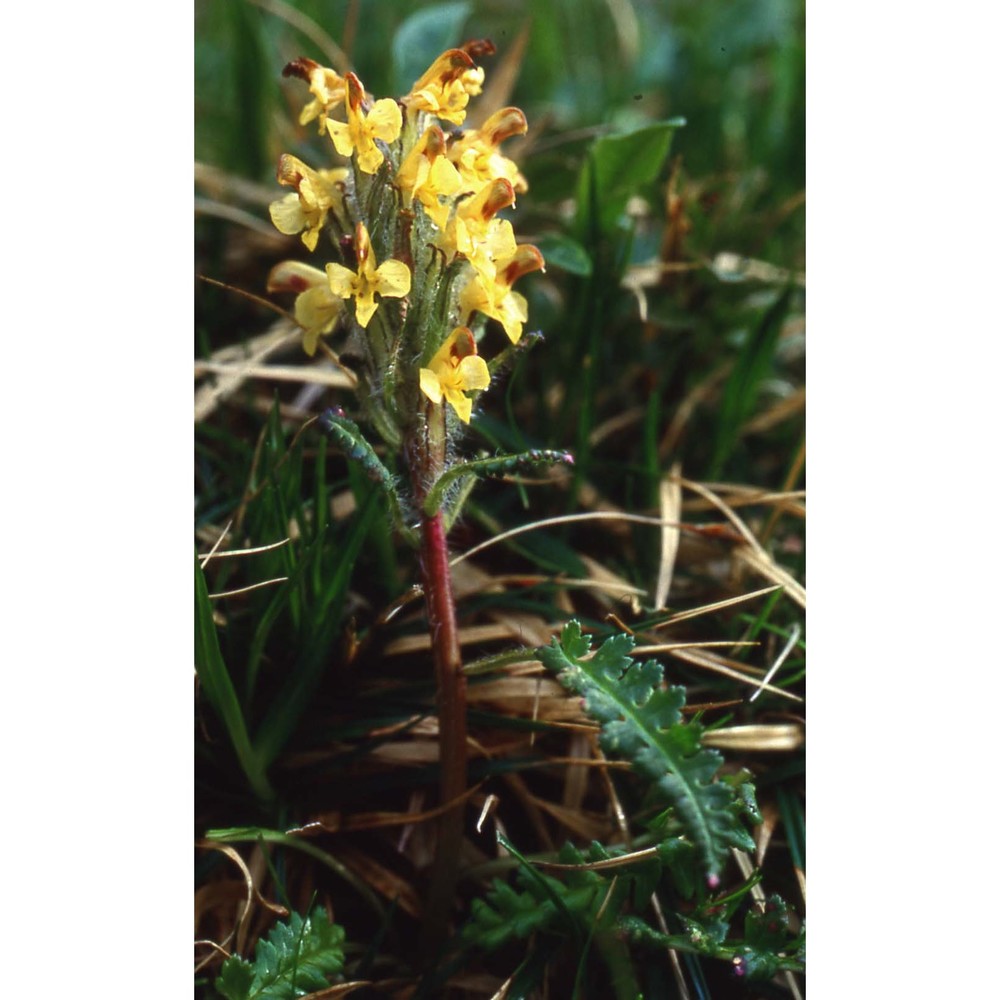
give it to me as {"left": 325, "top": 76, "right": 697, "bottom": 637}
{"left": 195, "top": 1, "right": 805, "bottom": 996}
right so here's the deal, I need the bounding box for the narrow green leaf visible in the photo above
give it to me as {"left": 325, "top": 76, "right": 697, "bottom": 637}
{"left": 195, "top": 555, "right": 273, "bottom": 802}
{"left": 253, "top": 494, "right": 378, "bottom": 766}
{"left": 708, "top": 287, "right": 792, "bottom": 478}
{"left": 423, "top": 449, "right": 573, "bottom": 516}
{"left": 224, "top": 0, "right": 271, "bottom": 180}
{"left": 320, "top": 408, "right": 406, "bottom": 529}
{"left": 207, "top": 827, "right": 385, "bottom": 921}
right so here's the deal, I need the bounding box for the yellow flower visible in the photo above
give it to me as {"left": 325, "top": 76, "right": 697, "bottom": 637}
{"left": 282, "top": 57, "right": 346, "bottom": 134}
{"left": 268, "top": 155, "right": 348, "bottom": 252}
{"left": 419, "top": 327, "right": 491, "bottom": 424}
{"left": 396, "top": 125, "right": 463, "bottom": 229}
{"left": 327, "top": 72, "right": 402, "bottom": 175}
{"left": 403, "top": 49, "right": 484, "bottom": 126}
{"left": 459, "top": 244, "right": 545, "bottom": 344}
{"left": 325, "top": 222, "right": 411, "bottom": 328}
{"left": 267, "top": 261, "right": 345, "bottom": 355}
{"left": 440, "top": 178, "right": 517, "bottom": 280}
{"left": 449, "top": 107, "right": 529, "bottom": 193}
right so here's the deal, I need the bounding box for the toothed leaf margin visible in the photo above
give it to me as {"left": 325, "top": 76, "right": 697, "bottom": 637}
{"left": 538, "top": 621, "right": 756, "bottom": 880}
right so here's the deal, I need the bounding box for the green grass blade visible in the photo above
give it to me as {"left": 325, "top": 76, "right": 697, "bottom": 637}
{"left": 253, "top": 493, "right": 379, "bottom": 766}
{"left": 708, "top": 286, "right": 793, "bottom": 478}
{"left": 195, "top": 554, "right": 274, "bottom": 802}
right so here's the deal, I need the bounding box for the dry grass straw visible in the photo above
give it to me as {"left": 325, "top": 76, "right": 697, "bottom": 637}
{"left": 654, "top": 463, "right": 683, "bottom": 609}
{"left": 194, "top": 840, "right": 289, "bottom": 972}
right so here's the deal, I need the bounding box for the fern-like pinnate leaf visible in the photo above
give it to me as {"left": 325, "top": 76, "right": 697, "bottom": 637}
{"left": 215, "top": 908, "right": 345, "bottom": 1000}
{"left": 538, "top": 621, "right": 756, "bottom": 880}
{"left": 463, "top": 841, "right": 616, "bottom": 952}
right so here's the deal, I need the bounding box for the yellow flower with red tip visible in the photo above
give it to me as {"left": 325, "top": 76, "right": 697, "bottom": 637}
{"left": 268, "top": 155, "right": 348, "bottom": 252}
{"left": 419, "top": 327, "right": 491, "bottom": 424}
{"left": 440, "top": 177, "right": 517, "bottom": 279}
{"left": 460, "top": 244, "right": 545, "bottom": 344}
{"left": 325, "top": 222, "right": 411, "bottom": 328}
{"left": 449, "top": 107, "right": 529, "bottom": 193}
{"left": 267, "top": 261, "right": 344, "bottom": 355}
{"left": 403, "top": 49, "right": 484, "bottom": 125}
{"left": 396, "top": 126, "right": 463, "bottom": 229}
{"left": 282, "top": 57, "right": 346, "bottom": 134}
{"left": 327, "top": 72, "right": 402, "bottom": 174}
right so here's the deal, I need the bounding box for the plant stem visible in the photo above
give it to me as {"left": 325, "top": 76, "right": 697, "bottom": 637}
{"left": 409, "top": 402, "right": 468, "bottom": 958}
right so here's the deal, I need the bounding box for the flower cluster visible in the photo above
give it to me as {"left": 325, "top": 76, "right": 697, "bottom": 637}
{"left": 267, "top": 42, "right": 544, "bottom": 430}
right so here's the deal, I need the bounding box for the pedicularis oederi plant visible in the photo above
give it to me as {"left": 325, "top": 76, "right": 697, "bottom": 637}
{"left": 265, "top": 40, "right": 571, "bottom": 946}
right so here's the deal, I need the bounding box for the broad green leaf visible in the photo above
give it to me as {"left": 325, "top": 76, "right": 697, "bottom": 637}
{"left": 575, "top": 119, "right": 685, "bottom": 240}
{"left": 533, "top": 233, "right": 593, "bottom": 277}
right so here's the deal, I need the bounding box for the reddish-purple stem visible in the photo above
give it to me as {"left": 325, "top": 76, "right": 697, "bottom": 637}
{"left": 410, "top": 405, "right": 468, "bottom": 956}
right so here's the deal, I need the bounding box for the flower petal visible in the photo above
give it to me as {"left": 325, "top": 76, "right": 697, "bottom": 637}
{"left": 326, "top": 120, "right": 355, "bottom": 158}
{"left": 269, "top": 193, "right": 306, "bottom": 236}
{"left": 443, "top": 385, "right": 473, "bottom": 424}
{"left": 456, "top": 354, "right": 490, "bottom": 392}
{"left": 366, "top": 99, "right": 402, "bottom": 142}
{"left": 301, "top": 224, "right": 321, "bottom": 252}
{"left": 419, "top": 367, "right": 443, "bottom": 404}
{"left": 354, "top": 286, "right": 378, "bottom": 327}
{"left": 355, "top": 140, "right": 385, "bottom": 175}
{"left": 267, "top": 260, "right": 326, "bottom": 294}
{"left": 499, "top": 291, "right": 528, "bottom": 343}
{"left": 326, "top": 263, "right": 358, "bottom": 298}
{"left": 429, "top": 155, "right": 462, "bottom": 197}
{"left": 295, "top": 286, "right": 342, "bottom": 346}
{"left": 373, "top": 259, "right": 412, "bottom": 298}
